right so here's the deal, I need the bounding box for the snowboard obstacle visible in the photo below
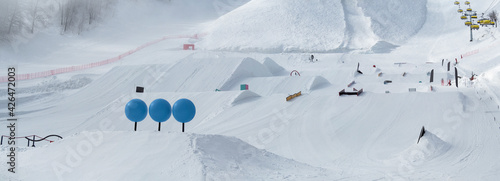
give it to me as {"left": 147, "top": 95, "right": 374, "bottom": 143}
{"left": 286, "top": 91, "right": 302, "bottom": 101}
{"left": 339, "top": 88, "right": 363, "bottom": 96}
{"left": 290, "top": 70, "right": 300, "bottom": 76}
{"left": 0, "top": 134, "right": 63, "bottom": 147}
{"left": 183, "top": 44, "right": 195, "bottom": 50}
{"left": 125, "top": 98, "right": 196, "bottom": 132}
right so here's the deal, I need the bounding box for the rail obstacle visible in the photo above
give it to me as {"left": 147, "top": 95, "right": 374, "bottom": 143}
{"left": 339, "top": 88, "right": 363, "bottom": 96}
{"left": 347, "top": 81, "right": 355, "bottom": 87}
{"left": 0, "top": 134, "right": 63, "bottom": 147}
{"left": 286, "top": 91, "right": 302, "bottom": 101}
{"left": 290, "top": 70, "right": 301, "bottom": 76}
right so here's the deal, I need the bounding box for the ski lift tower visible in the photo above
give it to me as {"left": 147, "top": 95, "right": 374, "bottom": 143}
{"left": 463, "top": 2, "right": 477, "bottom": 42}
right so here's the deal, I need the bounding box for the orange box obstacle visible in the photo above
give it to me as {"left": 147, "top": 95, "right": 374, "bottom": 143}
{"left": 286, "top": 91, "right": 302, "bottom": 101}
{"left": 183, "top": 44, "right": 195, "bottom": 50}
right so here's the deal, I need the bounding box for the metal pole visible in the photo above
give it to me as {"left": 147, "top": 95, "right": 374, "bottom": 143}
{"left": 0, "top": 136, "right": 3, "bottom": 145}
{"left": 182, "top": 123, "right": 185, "bottom": 132}
{"left": 134, "top": 122, "right": 137, "bottom": 131}
{"left": 470, "top": 14, "right": 473, "bottom": 42}
{"left": 32, "top": 135, "right": 35, "bottom": 147}
{"left": 158, "top": 122, "right": 161, "bottom": 131}
{"left": 470, "top": 24, "right": 473, "bottom": 42}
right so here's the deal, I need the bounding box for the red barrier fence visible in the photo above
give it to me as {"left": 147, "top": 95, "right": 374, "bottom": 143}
{"left": 460, "top": 39, "right": 500, "bottom": 60}
{"left": 461, "top": 49, "right": 479, "bottom": 59}
{"left": 0, "top": 33, "right": 203, "bottom": 83}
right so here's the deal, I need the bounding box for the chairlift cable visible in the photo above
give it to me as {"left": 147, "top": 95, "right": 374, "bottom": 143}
{"left": 485, "top": 0, "right": 499, "bottom": 13}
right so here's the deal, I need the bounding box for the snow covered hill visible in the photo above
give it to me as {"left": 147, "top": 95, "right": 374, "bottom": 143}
{"left": 199, "top": 0, "right": 428, "bottom": 52}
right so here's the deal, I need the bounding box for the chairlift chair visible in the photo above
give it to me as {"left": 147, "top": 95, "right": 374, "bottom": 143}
{"left": 479, "top": 19, "right": 491, "bottom": 26}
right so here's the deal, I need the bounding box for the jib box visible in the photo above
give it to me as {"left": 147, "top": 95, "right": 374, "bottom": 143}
{"left": 240, "top": 84, "right": 249, "bottom": 90}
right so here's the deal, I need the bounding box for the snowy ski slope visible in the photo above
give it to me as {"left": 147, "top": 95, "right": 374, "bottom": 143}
{"left": 2, "top": 0, "right": 500, "bottom": 180}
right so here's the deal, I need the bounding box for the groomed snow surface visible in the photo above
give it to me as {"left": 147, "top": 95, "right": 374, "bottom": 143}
{"left": 2, "top": 0, "right": 500, "bottom": 180}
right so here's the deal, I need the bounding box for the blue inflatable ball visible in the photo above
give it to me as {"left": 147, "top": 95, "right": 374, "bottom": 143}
{"left": 149, "top": 99, "right": 171, "bottom": 123}
{"left": 172, "top": 98, "right": 196, "bottom": 123}
{"left": 125, "top": 99, "right": 148, "bottom": 122}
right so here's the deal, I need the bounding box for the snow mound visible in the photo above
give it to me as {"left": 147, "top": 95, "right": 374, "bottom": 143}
{"left": 308, "top": 76, "right": 331, "bottom": 91}
{"left": 229, "top": 76, "right": 331, "bottom": 96}
{"left": 231, "top": 90, "right": 261, "bottom": 106}
{"left": 219, "top": 57, "right": 273, "bottom": 90}
{"left": 398, "top": 131, "right": 450, "bottom": 165}
{"left": 143, "top": 56, "right": 273, "bottom": 92}
{"left": 16, "top": 131, "right": 334, "bottom": 180}
{"left": 262, "top": 57, "right": 285, "bottom": 76}
{"left": 192, "top": 134, "right": 335, "bottom": 180}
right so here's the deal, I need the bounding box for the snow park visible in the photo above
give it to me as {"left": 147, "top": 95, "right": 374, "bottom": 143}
{"left": 2, "top": 0, "right": 500, "bottom": 180}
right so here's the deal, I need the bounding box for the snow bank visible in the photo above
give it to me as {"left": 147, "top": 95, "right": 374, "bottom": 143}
{"left": 193, "top": 134, "right": 334, "bottom": 180}
{"left": 200, "top": 0, "right": 346, "bottom": 52}
{"left": 160, "top": 0, "right": 251, "bottom": 19}
{"left": 200, "top": 0, "right": 428, "bottom": 52}
{"left": 358, "top": 0, "right": 428, "bottom": 45}
{"left": 14, "top": 132, "right": 334, "bottom": 180}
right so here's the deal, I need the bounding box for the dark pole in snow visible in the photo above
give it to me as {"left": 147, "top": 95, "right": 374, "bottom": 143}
{"left": 469, "top": 13, "right": 473, "bottom": 42}
{"left": 158, "top": 122, "right": 161, "bottom": 131}
{"left": 430, "top": 69, "right": 434, "bottom": 83}
{"left": 417, "top": 126, "right": 426, "bottom": 144}
{"left": 32, "top": 135, "right": 35, "bottom": 147}
{"left": 470, "top": 20, "right": 473, "bottom": 42}
{"left": 182, "top": 123, "right": 185, "bottom": 132}
{"left": 134, "top": 122, "right": 137, "bottom": 131}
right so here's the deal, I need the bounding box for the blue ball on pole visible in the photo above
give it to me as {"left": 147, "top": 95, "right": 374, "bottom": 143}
{"left": 173, "top": 98, "right": 196, "bottom": 132}
{"left": 173, "top": 98, "right": 196, "bottom": 123}
{"left": 125, "top": 99, "right": 148, "bottom": 122}
{"left": 149, "top": 98, "right": 171, "bottom": 123}
{"left": 125, "top": 99, "right": 147, "bottom": 131}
